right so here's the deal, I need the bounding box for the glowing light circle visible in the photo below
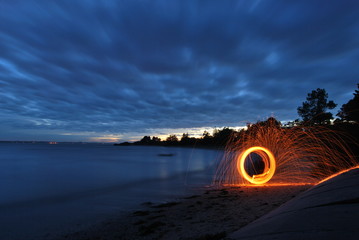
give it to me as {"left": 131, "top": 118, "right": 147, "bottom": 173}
{"left": 237, "top": 146, "right": 276, "bottom": 185}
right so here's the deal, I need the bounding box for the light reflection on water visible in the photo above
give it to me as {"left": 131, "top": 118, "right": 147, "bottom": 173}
{"left": 0, "top": 143, "right": 223, "bottom": 240}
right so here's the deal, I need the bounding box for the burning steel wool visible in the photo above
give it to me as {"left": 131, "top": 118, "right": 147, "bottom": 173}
{"left": 214, "top": 119, "right": 358, "bottom": 186}
{"left": 237, "top": 146, "right": 276, "bottom": 184}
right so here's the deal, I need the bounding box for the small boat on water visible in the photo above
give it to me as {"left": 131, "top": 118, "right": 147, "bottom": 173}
{"left": 158, "top": 153, "right": 175, "bottom": 157}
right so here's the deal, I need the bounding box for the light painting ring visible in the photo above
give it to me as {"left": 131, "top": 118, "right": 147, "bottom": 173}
{"left": 237, "top": 146, "right": 276, "bottom": 184}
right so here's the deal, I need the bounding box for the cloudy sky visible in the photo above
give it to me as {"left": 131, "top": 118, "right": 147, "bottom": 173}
{"left": 0, "top": 0, "right": 358, "bottom": 142}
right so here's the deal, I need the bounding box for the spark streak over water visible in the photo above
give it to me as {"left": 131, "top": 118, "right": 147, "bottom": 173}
{"left": 214, "top": 119, "right": 358, "bottom": 186}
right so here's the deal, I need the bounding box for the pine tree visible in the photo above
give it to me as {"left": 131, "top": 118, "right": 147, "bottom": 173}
{"left": 297, "top": 88, "right": 337, "bottom": 125}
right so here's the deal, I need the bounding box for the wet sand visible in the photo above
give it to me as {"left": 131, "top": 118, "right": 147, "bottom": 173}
{"left": 56, "top": 184, "right": 311, "bottom": 240}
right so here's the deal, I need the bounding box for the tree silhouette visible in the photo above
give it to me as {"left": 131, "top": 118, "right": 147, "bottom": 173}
{"left": 181, "top": 133, "right": 189, "bottom": 142}
{"left": 255, "top": 117, "right": 281, "bottom": 128}
{"left": 213, "top": 127, "right": 235, "bottom": 146}
{"left": 152, "top": 136, "right": 161, "bottom": 142}
{"left": 200, "top": 130, "right": 214, "bottom": 145}
{"left": 139, "top": 136, "right": 151, "bottom": 144}
{"left": 297, "top": 88, "right": 337, "bottom": 125}
{"left": 180, "top": 133, "right": 197, "bottom": 145}
{"left": 202, "top": 131, "right": 211, "bottom": 139}
{"left": 166, "top": 134, "right": 178, "bottom": 142}
{"left": 337, "top": 84, "right": 359, "bottom": 123}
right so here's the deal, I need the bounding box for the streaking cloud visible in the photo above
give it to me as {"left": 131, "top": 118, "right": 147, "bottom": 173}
{"left": 0, "top": 0, "right": 358, "bottom": 141}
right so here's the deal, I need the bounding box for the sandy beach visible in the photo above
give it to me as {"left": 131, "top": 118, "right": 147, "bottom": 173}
{"left": 56, "top": 184, "right": 311, "bottom": 240}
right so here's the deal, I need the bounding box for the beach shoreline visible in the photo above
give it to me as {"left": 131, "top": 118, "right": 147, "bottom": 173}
{"left": 55, "top": 184, "right": 311, "bottom": 240}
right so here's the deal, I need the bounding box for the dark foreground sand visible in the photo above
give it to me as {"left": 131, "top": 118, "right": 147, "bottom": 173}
{"left": 56, "top": 185, "right": 311, "bottom": 240}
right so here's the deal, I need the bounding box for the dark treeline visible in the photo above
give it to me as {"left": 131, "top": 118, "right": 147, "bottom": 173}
{"left": 115, "top": 127, "right": 237, "bottom": 148}
{"left": 115, "top": 84, "right": 359, "bottom": 153}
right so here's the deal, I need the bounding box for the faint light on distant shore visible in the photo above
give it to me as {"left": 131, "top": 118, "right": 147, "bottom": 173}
{"left": 60, "top": 132, "right": 123, "bottom": 143}
{"left": 89, "top": 135, "right": 123, "bottom": 143}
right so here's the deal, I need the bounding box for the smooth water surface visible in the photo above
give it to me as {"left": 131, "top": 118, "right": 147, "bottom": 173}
{"left": 0, "top": 143, "right": 223, "bottom": 240}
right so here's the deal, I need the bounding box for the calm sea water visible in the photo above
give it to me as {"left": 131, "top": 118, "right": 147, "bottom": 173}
{"left": 0, "top": 143, "right": 223, "bottom": 240}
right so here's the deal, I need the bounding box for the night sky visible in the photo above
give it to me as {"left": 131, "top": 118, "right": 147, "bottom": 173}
{"left": 0, "top": 1, "right": 358, "bottom": 142}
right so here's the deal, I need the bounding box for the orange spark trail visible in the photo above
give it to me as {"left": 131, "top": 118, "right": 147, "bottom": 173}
{"left": 316, "top": 165, "right": 359, "bottom": 185}
{"left": 214, "top": 119, "right": 358, "bottom": 186}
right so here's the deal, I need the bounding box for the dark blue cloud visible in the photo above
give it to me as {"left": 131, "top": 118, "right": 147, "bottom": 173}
{"left": 0, "top": 0, "right": 358, "bottom": 141}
